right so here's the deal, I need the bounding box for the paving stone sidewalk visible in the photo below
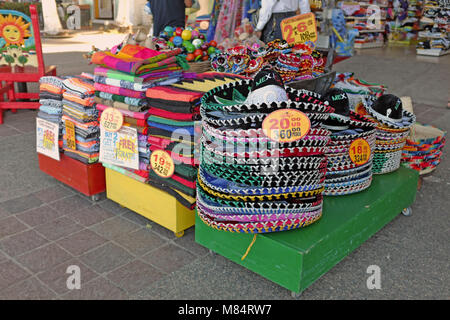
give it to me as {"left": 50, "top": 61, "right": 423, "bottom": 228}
{"left": 0, "top": 102, "right": 448, "bottom": 300}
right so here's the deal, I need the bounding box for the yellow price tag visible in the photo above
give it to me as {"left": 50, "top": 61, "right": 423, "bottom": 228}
{"left": 262, "top": 109, "right": 311, "bottom": 143}
{"left": 65, "top": 119, "right": 76, "bottom": 150}
{"left": 349, "top": 138, "right": 371, "bottom": 166}
{"left": 151, "top": 150, "right": 175, "bottom": 178}
{"left": 100, "top": 107, "right": 123, "bottom": 132}
{"left": 280, "top": 12, "right": 318, "bottom": 45}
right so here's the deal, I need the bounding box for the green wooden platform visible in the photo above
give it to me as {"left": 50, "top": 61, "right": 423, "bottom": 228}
{"left": 195, "top": 167, "right": 419, "bottom": 294}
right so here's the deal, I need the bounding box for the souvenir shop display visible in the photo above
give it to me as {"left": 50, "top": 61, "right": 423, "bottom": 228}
{"left": 337, "top": 1, "right": 388, "bottom": 48}
{"left": 207, "top": 0, "right": 254, "bottom": 46}
{"left": 210, "top": 40, "right": 327, "bottom": 83}
{"left": 61, "top": 76, "right": 99, "bottom": 164}
{"left": 333, "top": 72, "right": 387, "bottom": 109}
{"left": 197, "top": 68, "right": 334, "bottom": 234}
{"left": 330, "top": 8, "right": 360, "bottom": 54}
{"left": 402, "top": 123, "right": 446, "bottom": 174}
{"left": 321, "top": 88, "right": 377, "bottom": 196}
{"left": 387, "top": 0, "right": 422, "bottom": 45}
{"left": 37, "top": 76, "right": 106, "bottom": 199}
{"left": 400, "top": 96, "right": 447, "bottom": 174}
{"left": 360, "top": 94, "right": 416, "bottom": 174}
{"left": 38, "top": 76, "right": 65, "bottom": 150}
{"left": 416, "top": 0, "right": 449, "bottom": 56}
{"left": 144, "top": 72, "right": 248, "bottom": 209}
{"left": 90, "top": 44, "right": 188, "bottom": 183}
{"left": 153, "top": 25, "right": 219, "bottom": 71}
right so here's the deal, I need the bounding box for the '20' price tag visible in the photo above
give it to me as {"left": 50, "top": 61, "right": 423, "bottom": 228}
{"left": 349, "top": 138, "right": 371, "bottom": 166}
{"left": 151, "top": 150, "right": 175, "bottom": 178}
{"left": 280, "top": 12, "right": 318, "bottom": 45}
{"left": 262, "top": 109, "right": 311, "bottom": 143}
{"left": 100, "top": 107, "right": 123, "bottom": 132}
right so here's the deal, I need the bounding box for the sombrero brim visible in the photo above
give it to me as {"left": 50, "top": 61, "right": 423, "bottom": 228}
{"left": 364, "top": 97, "right": 416, "bottom": 129}
{"left": 197, "top": 206, "right": 322, "bottom": 234}
{"left": 199, "top": 166, "right": 325, "bottom": 194}
{"left": 325, "top": 111, "right": 377, "bottom": 129}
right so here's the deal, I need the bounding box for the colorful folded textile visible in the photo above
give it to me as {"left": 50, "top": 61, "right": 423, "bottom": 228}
{"left": 91, "top": 45, "right": 183, "bottom": 75}
{"left": 94, "top": 75, "right": 154, "bottom": 92}
{"left": 94, "top": 82, "right": 146, "bottom": 99}
{"left": 63, "top": 105, "right": 98, "bottom": 123}
{"left": 39, "top": 104, "right": 62, "bottom": 115}
{"left": 146, "top": 86, "right": 203, "bottom": 103}
{"left": 40, "top": 82, "right": 64, "bottom": 95}
{"left": 62, "top": 77, "right": 95, "bottom": 98}
{"left": 37, "top": 111, "right": 61, "bottom": 124}
{"left": 39, "top": 99, "right": 63, "bottom": 108}
{"left": 149, "top": 106, "right": 200, "bottom": 121}
{"left": 63, "top": 91, "right": 95, "bottom": 106}
{"left": 39, "top": 76, "right": 64, "bottom": 88}
{"left": 147, "top": 115, "right": 195, "bottom": 127}
{"left": 40, "top": 91, "right": 62, "bottom": 101}
{"left": 95, "top": 91, "right": 148, "bottom": 107}
{"left": 95, "top": 103, "right": 149, "bottom": 119}
{"left": 63, "top": 148, "right": 99, "bottom": 164}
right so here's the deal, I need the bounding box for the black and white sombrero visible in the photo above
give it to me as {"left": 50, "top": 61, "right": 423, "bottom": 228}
{"left": 364, "top": 94, "right": 415, "bottom": 130}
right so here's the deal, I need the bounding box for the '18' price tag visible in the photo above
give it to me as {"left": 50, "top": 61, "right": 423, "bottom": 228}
{"left": 100, "top": 107, "right": 123, "bottom": 132}
{"left": 281, "top": 12, "right": 318, "bottom": 45}
{"left": 349, "top": 138, "right": 371, "bottom": 166}
{"left": 151, "top": 150, "right": 175, "bottom": 178}
{"left": 262, "top": 109, "right": 311, "bottom": 143}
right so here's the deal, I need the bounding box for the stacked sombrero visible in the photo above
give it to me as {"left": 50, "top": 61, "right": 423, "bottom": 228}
{"left": 361, "top": 94, "right": 416, "bottom": 174}
{"left": 321, "top": 89, "right": 377, "bottom": 196}
{"left": 196, "top": 68, "right": 333, "bottom": 234}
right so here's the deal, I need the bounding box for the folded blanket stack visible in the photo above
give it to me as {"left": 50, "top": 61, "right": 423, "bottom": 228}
{"left": 61, "top": 76, "right": 100, "bottom": 164}
{"left": 38, "top": 76, "right": 65, "bottom": 149}
{"left": 90, "top": 44, "right": 187, "bottom": 181}
{"left": 145, "top": 85, "right": 203, "bottom": 199}
{"left": 96, "top": 103, "right": 151, "bottom": 181}
{"left": 144, "top": 73, "right": 248, "bottom": 208}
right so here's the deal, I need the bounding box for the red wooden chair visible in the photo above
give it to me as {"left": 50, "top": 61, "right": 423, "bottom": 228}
{"left": 0, "top": 4, "right": 57, "bottom": 124}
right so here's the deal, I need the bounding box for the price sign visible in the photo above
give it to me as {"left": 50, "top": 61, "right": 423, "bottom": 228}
{"left": 99, "top": 126, "right": 139, "bottom": 170}
{"left": 262, "top": 109, "right": 311, "bottom": 143}
{"left": 100, "top": 107, "right": 123, "bottom": 132}
{"left": 36, "top": 118, "right": 60, "bottom": 161}
{"left": 280, "top": 12, "right": 318, "bottom": 45}
{"left": 65, "top": 119, "right": 76, "bottom": 150}
{"left": 151, "top": 150, "right": 175, "bottom": 178}
{"left": 349, "top": 138, "right": 371, "bottom": 166}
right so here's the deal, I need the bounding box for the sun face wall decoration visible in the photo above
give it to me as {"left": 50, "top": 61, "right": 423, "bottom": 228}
{"left": 0, "top": 13, "right": 31, "bottom": 47}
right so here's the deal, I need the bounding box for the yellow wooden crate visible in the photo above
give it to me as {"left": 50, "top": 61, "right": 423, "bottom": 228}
{"left": 105, "top": 168, "right": 195, "bottom": 237}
